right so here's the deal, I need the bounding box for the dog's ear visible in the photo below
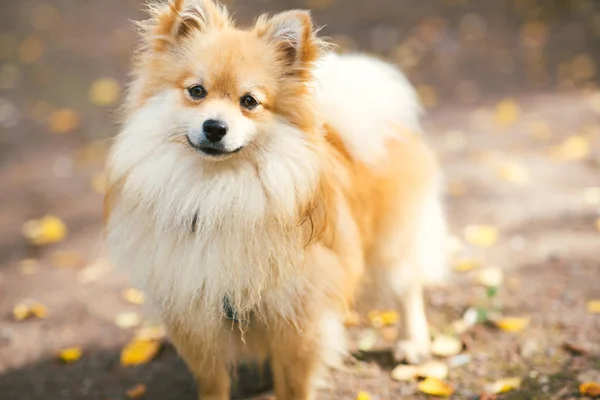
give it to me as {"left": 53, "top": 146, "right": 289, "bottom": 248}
{"left": 144, "top": 0, "right": 230, "bottom": 51}
{"left": 255, "top": 11, "right": 319, "bottom": 69}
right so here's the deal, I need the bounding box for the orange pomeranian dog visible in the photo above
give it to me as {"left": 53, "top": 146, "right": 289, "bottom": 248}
{"left": 104, "top": 0, "right": 448, "bottom": 398}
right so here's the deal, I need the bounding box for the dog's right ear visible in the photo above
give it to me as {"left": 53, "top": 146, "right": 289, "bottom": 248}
{"left": 142, "top": 0, "right": 230, "bottom": 51}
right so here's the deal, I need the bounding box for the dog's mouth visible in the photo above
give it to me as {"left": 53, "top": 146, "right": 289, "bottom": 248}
{"left": 186, "top": 136, "right": 243, "bottom": 158}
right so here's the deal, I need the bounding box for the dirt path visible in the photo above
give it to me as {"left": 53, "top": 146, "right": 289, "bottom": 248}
{"left": 1, "top": 1, "right": 599, "bottom": 399}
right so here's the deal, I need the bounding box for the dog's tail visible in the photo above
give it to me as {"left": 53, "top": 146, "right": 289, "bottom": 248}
{"left": 313, "top": 53, "right": 423, "bottom": 164}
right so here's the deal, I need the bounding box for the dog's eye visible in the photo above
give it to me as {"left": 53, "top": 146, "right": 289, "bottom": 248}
{"left": 240, "top": 94, "right": 259, "bottom": 110}
{"left": 187, "top": 85, "right": 207, "bottom": 100}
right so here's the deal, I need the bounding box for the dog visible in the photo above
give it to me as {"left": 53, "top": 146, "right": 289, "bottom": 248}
{"left": 104, "top": 0, "right": 448, "bottom": 398}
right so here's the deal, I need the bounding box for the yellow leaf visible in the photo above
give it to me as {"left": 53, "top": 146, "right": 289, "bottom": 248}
{"left": 498, "top": 161, "right": 529, "bottom": 184}
{"left": 431, "top": 335, "right": 463, "bottom": 357}
{"left": 123, "top": 288, "right": 146, "bottom": 305}
{"left": 120, "top": 339, "right": 161, "bottom": 366}
{"left": 489, "top": 377, "right": 522, "bottom": 394}
{"left": 453, "top": 258, "right": 481, "bottom": 272}
{"left": 417, "top": 377, "right": 454, "bottom": 397}
{"left": 114, "top": 312, "right": 142, "bottom": 329}
{"left": 58, "top": 347, "right": 82, "bottom": 363}
{"left": 355, "top": 391, "right": 370, "bottom": 400}
{"left": 48, "top": 108, "right": 80, "bottom": 134}
{"left": 12, "top": 301, "right": 48, "bottom": 321}
{"left": 368, "top": 310, "right": 399, "bottom": 328}
{"left": 12, "top": 304, "right": 30, "bottom": 321}
{"left": 19, "top": 258, "right": 39, "bottom": 275}
{"left": 126, "top": 384, "right": 147, "bottom": 398}
{"left": 417, "top": 360, "right": 449, "bottom": 379}
{"left": 495, "top": 317, "right": 530, "bottom": 332}
{"left": 464, "top": 225, "right": 498, "bottom": 248}
{"left": 30, "top": 302, "right": 48, "bottom": 319}
{"left": 89, "top": 78, "right": 121, "bottom": 107}
{"left": 587, "top": 300, "right": 600, "bottom": 313}
{"left": 549, "top": 135, "right": 590, "bottom": 162}
{"left": 22, "top": 215, "right": 68, "bottom": 245}
{"left": 495, "top": 99, "right": 520, "bottom": 128}
{"left": 580, "top": 382, "right": 600, "bottom": 397}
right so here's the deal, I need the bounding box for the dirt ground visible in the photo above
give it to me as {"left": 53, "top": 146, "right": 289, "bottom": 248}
{"left": 1, "top": 0, "right": 600, "bottom": 399}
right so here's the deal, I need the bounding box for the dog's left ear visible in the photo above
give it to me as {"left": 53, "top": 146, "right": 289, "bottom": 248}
{"left": 255, "top": 11, "right": 319, "bottom": 69}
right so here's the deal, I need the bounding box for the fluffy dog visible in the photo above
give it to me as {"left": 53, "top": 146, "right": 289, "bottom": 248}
{"left": 104, "top": 1, "right": 448, "bottom": 398}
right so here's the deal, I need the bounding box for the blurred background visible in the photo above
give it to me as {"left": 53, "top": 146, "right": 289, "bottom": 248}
{"left": 1, "top": 0, "right": 600, "bottom": 399}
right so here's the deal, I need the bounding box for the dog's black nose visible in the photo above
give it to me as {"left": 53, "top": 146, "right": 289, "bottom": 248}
{"left": 203, "top": 119, "right": 228, "bottom": 143}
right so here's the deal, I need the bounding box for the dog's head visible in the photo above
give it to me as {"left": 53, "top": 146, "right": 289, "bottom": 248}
{"left": 123, "top": 0, "right": 324, "bottom": 161}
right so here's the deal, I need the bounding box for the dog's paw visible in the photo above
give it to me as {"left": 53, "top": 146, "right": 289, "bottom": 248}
{"left": 394, "top": 339, "right": 431, "bottom": 365}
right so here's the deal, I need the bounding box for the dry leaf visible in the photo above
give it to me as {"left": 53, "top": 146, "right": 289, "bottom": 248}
{"left": 476, "top": 267, "right": 504, "bottom": 287}
{"left": 587, "top": 300, "right": 600, "bottom": 313}
{"left": 495, "top": 99, "right": 520, "bottom": 128}
{"left": 121, "top": 339, "right": 161, "bottom": 366}
{"left": 58, "top": 347, "right": 82, "bottom": 363}
{"left": 126, "top": 384, "right": 147, "bottom": 398}
{"left": 355, "top": 391, "right": 371, "bottom": 400}
{"left": 12, "top": 304, "right": 30, "bottom": 321}
{"left": 488, "top": 377, "right": 522, "bottom": 394}
{"left": 464, "top": 225, "right": 498, "bottom": 248}
{"left": 418, "top": 377, "right": 454, "bottom": 397}
{"left": 391, "top": 365, "right": 419, "bottom": 381}
{"left": 22, "top": 215, "right": 67, "bottom": 245}
{"left": 19, "top": 258, "right": 39, "bottom": 275}
{"left": 123, "top": 288, "right": 146, "bottom": 305}
{"left": 580, "top": 382, "right": 600, "bottom": 397}
{"left": 89, "top": 78, "right": 121, "bottom": 106}
{"left": 453, "top": 258, "right": 481, "bottom": 272}
{"left": 368, "top": 310, "right": 399, "bottom": 328}
{"left": 114, "top": 312, "right": 142, "bottom": 329}
{"left": 549, "top": 135, "right": 590, "bottom": 162}
{"left": 13, "top": 301, "right": 48, "bottom": 321}
{"left": 498, "top": 161, "right": 530, "bottom": 184}
{"left": 431, "top": 335, "right": 463, "bottom": 357}
{"left": 48, "top": 108, "right": 80, "bottom": 134}
{"left": 417, "top": 360, "right": 449, "bottom": 379}
{"left": 495, "top": 317, "right": 530, "bottom": 332}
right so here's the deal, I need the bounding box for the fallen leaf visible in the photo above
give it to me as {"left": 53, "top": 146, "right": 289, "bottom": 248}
{"left": 464, "top": 225, "right": 498, "bottom": 248}
{"left": 121, "top": 339, "right": 161, "bottom": 366}
{"left": 580, "top": 382, "right": 600, "bottom": 397}
{"left": 48, "top": 108, "right": 80, "bottom": 134}
{"left": 417, "top": 360, "right": 449, "bottom": 379}
{"left": 391, "top": 364, "right": 419, "bottom": 381}
{"left": 123, "top": 288, "right": 146, "bottom": 305}
{"left": 453, "top": 258, "right": 481, "bottom": 272}
{"left": 418, "top": 377, "right": 454, "bottom": 397}
{"left": 549, "top": 135, "right": 590, "bottom": 162}
{"left": 22, "top": 215, "right": 68, "bottom": 245}
{"left": 114, "top": 312, "right": 142, "bottom": 329}
{"left": 89, "top": 78, "right": 121, "bottom": 106}
{"left": 587, "top": 300, "right": 600, "bottom": 313}
{"left": 18, "top": 258, "right": 39, "bottom": 275}
{"left": 431, "top": 335, "right": 463, "bottom": 357}
{"left": 498, "top": 161, "right": 529, "bottom": 184}
{"left": 476, "top": 267, "right": 504, "bottom": 287}
{"left": 12, "top": 304, "right": 30, "bottom": 321}
{"left": 368, "top": 310, "right": 399, "bottom": 328}
{"left": 488, "top": 377, "right": 522, "bottom": 394}
{"left": 495, "top": 99, "right": 520, "bottom": 128}
{"left": 495, "top": 317, "right": 530, "bottom": 332}
{"left": 30, "top": 302, "right": 48, "bottom": 319}
{"left": 58, "top": 347, "right": 82, "bottom": 363}
{"left": 51, "top": 251, "right": 84, "bottom": 268}
{"left": 126, "top": 384, "right": 147, "bottom": 398}
{"left": 12, "top": 301, "right": 48, "bottom": 321}
{"left": 355, "top": 391, "right": 371, "bottom": 400}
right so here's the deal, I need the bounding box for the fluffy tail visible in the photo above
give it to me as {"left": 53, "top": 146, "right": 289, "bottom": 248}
{"left": 313, "top": 53, "right": 423, "bottom": 164}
